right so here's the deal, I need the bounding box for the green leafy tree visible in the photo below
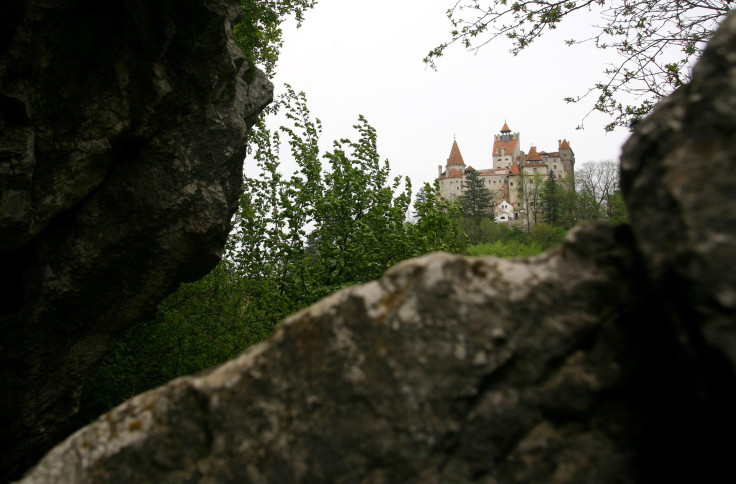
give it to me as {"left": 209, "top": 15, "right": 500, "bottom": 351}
{"left": 74, "top": 262, "right": 274, "bottom": 425}
{"left": 233, "top": 0, "right": 317, "bottom": 77}
{"left": 412, "top": 185, "right": 428, "bottom": 221}
{"left": 607, "top": 190, "right": 629, "bottom": 225}
{"left": 540, "top": 171, "right": 561, "bottom": 226}
{"left": 459, "top": 170, "right": 495, "bottom": 224}
{"left": 426, "top": 0, "right": 731, "bottom": 129}
{"left": 77, "top": 87, "right": 465, "bottom": 424}
{"left": 411, "top": 181, "right": 465, "bottom": 253}
{"left": 554, "top": 177, "right": 580, "bottom": 228}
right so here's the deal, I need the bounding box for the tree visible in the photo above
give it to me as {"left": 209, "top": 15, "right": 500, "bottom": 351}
{"left": 540, "top": 171, "right": 561, "bottom": 226}
{"left": 412, "top": 185, "right": 428, "bottom": 221}
{"left": 425, "top": 0, "right": 731, "bottom": 129}
{"left": 410, "top": 181, "right": 465, "bottom": 253}
{"left": 78, "top": 87, "right": 465, "bottom": 423}
{"left": 233, "top": 0, "right": 317, "bottom": 77}
{"left": 517, "top": 170, "right": 544, "bottom": 231}
{"left": 458, "top": 170, "right": 495, "bottom": 223}
{"left": 575, "top": 160, "right": 621, "bottom": 219}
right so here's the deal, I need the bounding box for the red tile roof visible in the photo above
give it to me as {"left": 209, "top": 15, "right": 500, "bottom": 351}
{"left": 446, "top": 168, "right": 464, "bottom": 178}
{"left": 509, "top": 163, "right": 521, "bottom": 175}
{"left": 559, "top": 139, "right": 571, "bottom": 149}
{"left": 501, "top": 122, "right": 511, "bottom": 133}
{"left": 525, "top": 146, "right": 542, "bottom": 162}
{"left": 447, "top": 140, "right": 465, "bottom": 166}
{"left": 492, "top": 138, "right": 518, "bottom": 157}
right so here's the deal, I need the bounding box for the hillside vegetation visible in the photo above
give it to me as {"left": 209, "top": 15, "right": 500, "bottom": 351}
{"left": 75, "top": 86, "right": 626, "bottom": 423}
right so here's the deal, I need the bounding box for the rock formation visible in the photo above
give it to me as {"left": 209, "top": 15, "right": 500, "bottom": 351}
{"left": 10, "top": 6, "right": 736, "bottom": 484}
{"left": 15, "top": 13, "right": 736, "bottom": 481}
{"left": 15, "top": 225, "right": 645, "bottom": 483}
{"left": 0, "top": 0, "right": 272, "bottom": 479}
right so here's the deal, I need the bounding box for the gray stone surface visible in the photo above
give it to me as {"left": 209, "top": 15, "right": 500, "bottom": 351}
{"left": 0, "top": 0, "right": 272, "bottom": 479}
{"left": 18, "top": 224, "right": 644, "bottom": 483}
{"left": 621, "top": 11, "right": 736, "bottom": 375}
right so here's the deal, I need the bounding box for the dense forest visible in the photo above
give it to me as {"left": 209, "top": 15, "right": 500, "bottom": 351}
{"left": 75, "top": 0, "right": 631, "bottom": 423}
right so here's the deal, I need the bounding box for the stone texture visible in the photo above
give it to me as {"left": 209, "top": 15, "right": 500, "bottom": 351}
{"left": 620, "top": 11, "right": 736, "bottom": 375}
{"left": 615, "top": 12, "right": 736, "bottom": 474}
{"left": 0, "top": 0, "right": 272, "bottom": 479}
{"left": 18, "top": 224, "right": 645, "bottom": 483}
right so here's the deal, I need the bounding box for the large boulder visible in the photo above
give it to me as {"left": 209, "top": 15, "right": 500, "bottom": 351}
{"left": 0, "top": 0, "right": 272, "bottom": 479}
{"left": 18, "top": 224, "right": 647, "bottom": 483}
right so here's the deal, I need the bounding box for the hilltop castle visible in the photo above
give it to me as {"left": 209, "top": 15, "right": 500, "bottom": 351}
{"left": 437, "top": 123, "right": 575, "bottom": 223}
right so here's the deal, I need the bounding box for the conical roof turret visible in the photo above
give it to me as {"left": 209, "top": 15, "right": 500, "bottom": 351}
{"left": 447, "top": 139, "right": 466, "bottom": 166}
{"left": 501, "top": 122, "right": 511, "bottom": 133}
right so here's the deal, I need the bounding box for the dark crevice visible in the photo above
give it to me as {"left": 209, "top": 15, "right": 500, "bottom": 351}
{"left": 0, "top": 0, "right": 25, "bottom": 56}
{"left": 0, "top": 245, "right": 31, "bottom": 317}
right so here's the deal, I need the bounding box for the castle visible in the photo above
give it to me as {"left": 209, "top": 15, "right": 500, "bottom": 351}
{"left": 437, "top": 123, "right": 575, "bottom": 223}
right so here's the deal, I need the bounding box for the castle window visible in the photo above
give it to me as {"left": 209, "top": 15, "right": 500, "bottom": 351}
{"left": 554, "top": 165, "right": 557, "bottom": 169}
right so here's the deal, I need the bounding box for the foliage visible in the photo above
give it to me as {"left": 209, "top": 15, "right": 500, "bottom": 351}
{"left": 77, "top": 87, "right": 463, "bottom": 423}
{"left": 465, "top": 223, "right": 566, "bottom": 257}
{"left": 233, "top": 0, "right": 317, "bottom": 77}
{"left": 459, "top": 170, "right": 496, "bottom": 223}
{"left": 540, "top": 172, "right": 561, "bottom": 225}
{"left": 529, "top": 222, "right": 568, "bottom": 249}
{"left": 522, "top": 159, "right": 628, "bottom": 227}
{"left": 412, "top": 181, "right": 466, "bottom": 253}
{"left": 607, "top": 190, "right": 629, "bottom": 225}
{"left": 74, "top": 262, "right": 274, "bottom": 425}
{"left": 230, "top": 86, "right": 432, "bottom": 302}
{"left": 466, "top": 239, "right": 545, "bottom": 257}
{"left": 426, "top": 0, "right": 732, "bottom": 129}
{"left": 458, "top": 215, "right": 505, "bottom": 245}
{"left": 574, "top": 159, "right": 627, "bottom": 222}
{"left": 516, "top": 170, "right": 545, "bottom": 231}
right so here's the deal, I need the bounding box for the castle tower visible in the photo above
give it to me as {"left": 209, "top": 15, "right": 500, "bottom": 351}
{"left": 558, "top": 139, "right": 575, "bottom": 180}
{"left": 492, "top": 122, "right": 520, "bottom": 170}
{"left": 446, "top": 139, "right": 466, "bottom": 170}
{"left": 437, "top": 139, "right": 467, "bottom": 200}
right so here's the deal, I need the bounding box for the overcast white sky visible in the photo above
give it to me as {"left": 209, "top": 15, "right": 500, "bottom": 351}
{"left": 268, "top": 0, "right": 632, "bottom": 192}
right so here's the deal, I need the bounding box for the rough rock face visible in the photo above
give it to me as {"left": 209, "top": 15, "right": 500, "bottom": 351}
{"left": 13, "top": 9, "right": 736, "bottom": 484}
{"left": 0, "top": 0, "right": 271, "bottom": 479}
{"left": 620, "top": 11, "right": 736, "bottom": 376}
{"left": 18, "top": 225, "right": 647, "bottom": 483}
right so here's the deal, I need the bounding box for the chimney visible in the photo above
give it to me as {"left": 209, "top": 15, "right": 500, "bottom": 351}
{"left": 558, "top": 139, "right": 561, "bottom": 148}
{"left": 438, "top": 165, "right": 442, "bottom": 177}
